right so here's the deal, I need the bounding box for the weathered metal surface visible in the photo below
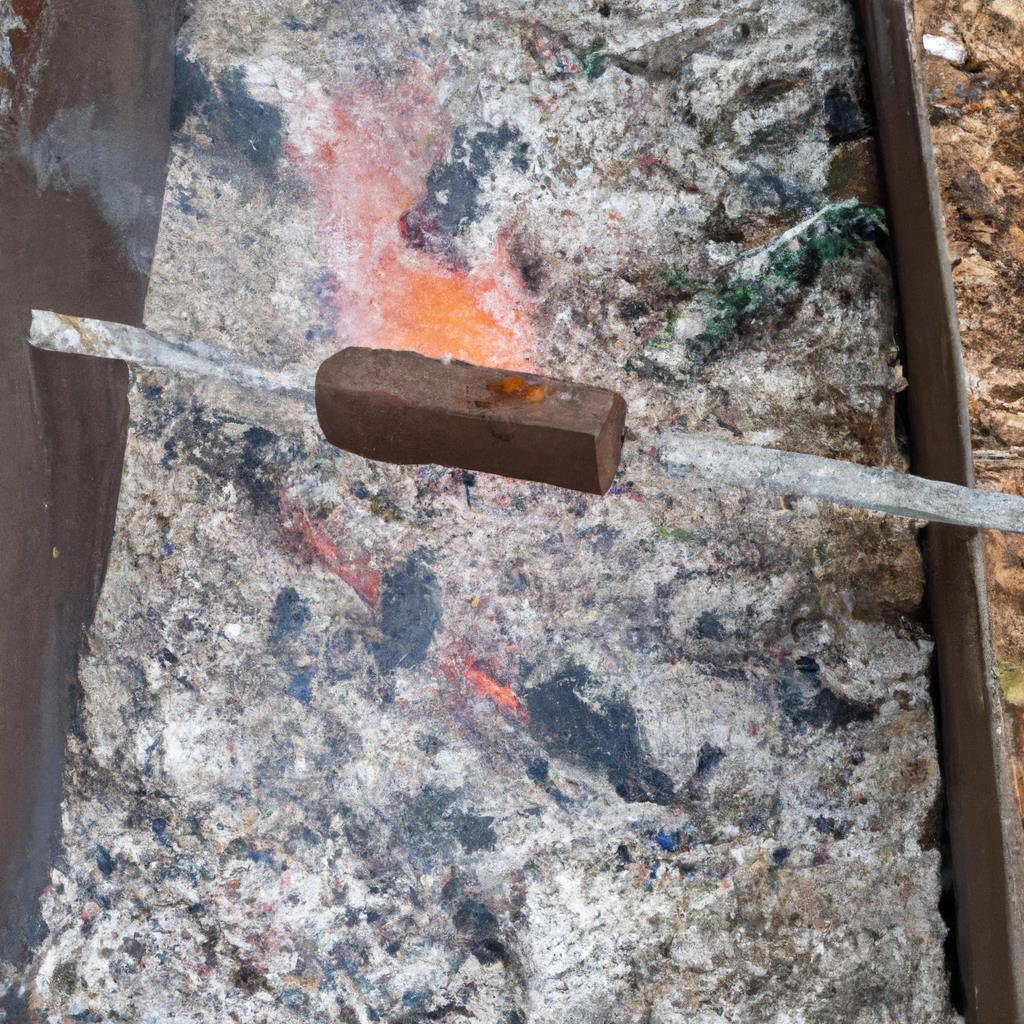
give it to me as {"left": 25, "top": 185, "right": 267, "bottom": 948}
{"left": 0, "top": 2, "right": 176, "bottom": 1019}
{"left": 663, "top": 431, "right": 1024, "bottom": 534}
{"left": 29, "top": 310, "right": 316, "bottom": 401}
{"left": 916, "top": 0, "right": 1024, "bottom": 836}
{"left": 8, "top": 1, "right": 960, "bottom": 1020}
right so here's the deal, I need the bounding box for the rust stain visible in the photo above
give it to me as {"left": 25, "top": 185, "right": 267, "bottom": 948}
{"left": 6, "top": 0, "right": 43, "bottom": 66}
{"left": 0, "top": 0, "right": 43, "bottom": 107}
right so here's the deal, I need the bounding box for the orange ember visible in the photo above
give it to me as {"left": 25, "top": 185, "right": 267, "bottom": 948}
{"left": 463, "top": 663, "right": 528, "bottom": 720}
{"left": 487, "top": 375, "right": 546, "bottom": 402}
{"left": 439, "top": 650, "right": 528, "bottom": 723}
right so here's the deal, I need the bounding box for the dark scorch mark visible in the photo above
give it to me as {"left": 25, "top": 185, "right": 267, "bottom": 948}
{"left": 695, "top": 610, "right": 726, "bottom": 640}
{"left": 452, "top": 898, "right": 506, "bottom": 965}
{"left": 823, "top": 84, "right": 869, "bottom": 142}
{"left": 397, "top": 787, "right": 497, "bottom": 864}
{"left": 175, "top": 409, "right": 285, "bottom": 515}
{"left": 449, "top": 812, "right": 497, "bottom": 853}
{"left": 170, "top": 51, "right": 212, "bottom": 132}
{"left": 687, "top": 741, "right": 725, "bottom": 801}
{"left": 269, "top": 586, "right": 310, "bottom": 644}
{"left": 525, "top": 664, "right": 675, "bottom": 805}
{"left": 171, "top": 52, "right": 283, "bottom": 179}
{"left": 779, "top": 672, "right": 876, "bottom": 731}
{"left": 400, "top": 124, "right": 524, "bottom": 262}
{"left": 739, "top": 166, "right": 816, "bottom": 215}
{"left": 695, "top": 742, "right": 724, "bottom": 780}
{"left": 94, "top": 845, "right": 116, "bottom": 878}
{"left": 371, "top": 556, "right": 442, "bottom": 674}
{"left": 287, "top": 667, "right": 315, "bottom": 706}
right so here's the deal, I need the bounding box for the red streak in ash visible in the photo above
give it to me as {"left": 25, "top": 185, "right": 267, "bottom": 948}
{"left": 262, "top": 65, "right": 536, "bottom": 369}
{"left": 439, "top": 647, "right": 529, "bottom": 724}
{"left": 278, "top": 494, "right": 380, "bottom": 607}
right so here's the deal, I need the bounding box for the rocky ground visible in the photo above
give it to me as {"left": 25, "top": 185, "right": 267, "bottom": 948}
{"left": 6, "top": 1, "right": 957, "bottom": 1020}
{"left": 914, "top": 0, "right": 1024, "bottom": 816}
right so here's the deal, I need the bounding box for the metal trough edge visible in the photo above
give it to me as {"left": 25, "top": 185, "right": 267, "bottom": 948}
{"left": 857, "top": 2, "right": 1024, "bottom": 1020}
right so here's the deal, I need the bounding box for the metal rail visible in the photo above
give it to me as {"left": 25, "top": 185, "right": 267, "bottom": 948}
{"left": 857, "top": 2, "right": 1024, "bottom": 1019}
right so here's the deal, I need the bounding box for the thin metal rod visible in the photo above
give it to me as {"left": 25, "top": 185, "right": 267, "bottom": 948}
{"left": 29, "top": 310, "right": 315, "bottom": 405}
{"left": 663, "top": 431, "right": 1023, "bottom": 534}
{"left": 30, "top": 309, "right": 1024, "bottom": 535}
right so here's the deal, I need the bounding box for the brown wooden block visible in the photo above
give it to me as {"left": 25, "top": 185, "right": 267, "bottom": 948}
{"left": 315, "top": 348, "right": 627, "bottom": 494}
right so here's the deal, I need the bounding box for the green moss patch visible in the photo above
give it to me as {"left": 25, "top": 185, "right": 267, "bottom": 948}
{"left": 634, "top": 202, "right": 887, "bottom": 383}
{"left": 691, "top": 203, "right": 886, "bottom": 365}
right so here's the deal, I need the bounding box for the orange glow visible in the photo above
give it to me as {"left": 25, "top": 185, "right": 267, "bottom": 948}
{"left": 463, "top": 663, "right": 528, "bottom": 720}
{"left": 369, "top": 261, "right": 529, "bottom": 365}
{"left": 279, "top": 69, "right": 535, "bottom": 369}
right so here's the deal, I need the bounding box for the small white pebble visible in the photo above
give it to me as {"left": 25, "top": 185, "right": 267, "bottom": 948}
{"left": 923, "top": 33, "right": 967, "bottom": 66}
{"left": 224, "top": 623, "right": 242, "bottom": 639}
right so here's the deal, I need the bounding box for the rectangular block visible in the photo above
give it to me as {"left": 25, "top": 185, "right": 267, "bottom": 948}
{"left": 315, "top": 348, "right": 627, "bottom": 494}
